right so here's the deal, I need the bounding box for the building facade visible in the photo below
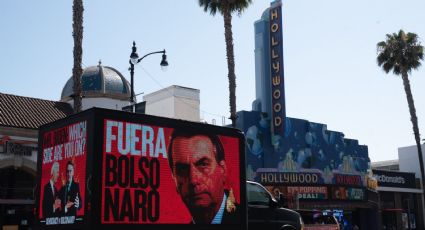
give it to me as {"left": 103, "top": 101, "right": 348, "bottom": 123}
{"left": 371, "top": 168, "right": 424, "bottom": 230}
{"left": 0, "top": 93, "right": 73, "bottom": 229}
{"left": 143, "top": 85, "right": 200, "bottom": 122}
{"left": 398, "top": 144, "right": 425, "bottom": 178}
{"left": 236, "top": 1, "right": 379, "bottom": 229}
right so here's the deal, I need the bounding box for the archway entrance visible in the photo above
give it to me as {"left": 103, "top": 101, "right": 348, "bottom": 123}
{"left": 0, "top": 167, "right": 35, "bottom": 229}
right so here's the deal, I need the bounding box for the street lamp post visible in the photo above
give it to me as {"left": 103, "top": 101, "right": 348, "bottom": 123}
{"left": 129, "top": 41, "right": 168, "bottom": 112}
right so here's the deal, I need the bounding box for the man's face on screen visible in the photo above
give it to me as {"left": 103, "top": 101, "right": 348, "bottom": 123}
{"left": 171, "top": 135, "right": 226, "bottom": 211}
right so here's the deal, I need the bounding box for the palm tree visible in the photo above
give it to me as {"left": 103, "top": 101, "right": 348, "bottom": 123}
{"left": 72, "top": 0, "right": 84, "bottom": 113}
{"left": 198, "top": 0, "right": 252, "bottom": 127}
{"left": 377, "top": 29, "right": 424, "bottom": 194}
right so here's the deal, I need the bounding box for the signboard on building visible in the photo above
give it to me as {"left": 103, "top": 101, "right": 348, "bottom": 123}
{"left": 258, "top": 172, "right": 323, "bottom": 185}
{"left": 287, "top": 186, "right": 328, "bottom": 200}
{"left": 36, "top": 108, "right": 246, "bottom": 230}
{"left": 331, "top": 187, "right": 365, "bottom": 201}
{"left": 334, "top": 174, "right": 363, "bottom": 186}
{"left": 372, "top": 169, "right": 416, "bottom": 189}
{"left": 269, "top": 0, "right": 286, "bottom": 135}
{"left": 266, "top": 186, "right": 328, "bottom": 200}
{"left": 0, "top": 140, "right": 36, "bottom": 156}
{"left": 366, "top": 176, "right": 378, "bottom": 190}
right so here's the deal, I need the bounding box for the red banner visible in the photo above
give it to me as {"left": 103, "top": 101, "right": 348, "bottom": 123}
{"left": 334, "top": 174, "right": 362, "bottom": 186}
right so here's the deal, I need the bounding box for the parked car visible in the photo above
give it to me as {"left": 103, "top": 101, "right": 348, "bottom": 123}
{"left": 296, "top": 210, "right": 340, "bottom": 230}
{"left": 247, "top": 181, "right": 304, "bottom": 230}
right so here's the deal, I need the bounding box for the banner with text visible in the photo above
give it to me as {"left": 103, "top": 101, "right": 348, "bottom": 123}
{"left": 287, "top": 186, "right": 328, "bottom": 200}
{"left": 372, "top": 169, "right": 416, "bottom": 189}
{"left": 101, "top": 119, "right": 241, "bottom": 224}
{"left": 39, "top": 121, "right": 87, "bottom": 226}
{"left": 269, "top": 0, "right": 286, "bottom": 135}
{"left": 258, "top": 172, "right": 324, "bottom": 185}
{"left": 331, "top": 187, "right": 365, "bottom": 201}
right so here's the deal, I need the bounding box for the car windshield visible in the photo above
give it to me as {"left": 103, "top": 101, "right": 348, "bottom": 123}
{"left": 247, "top": 182, "right": 272, "bottom": 205}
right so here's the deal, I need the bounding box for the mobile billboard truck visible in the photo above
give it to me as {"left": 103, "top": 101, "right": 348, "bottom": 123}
{"left": 35, "top": 108, "right": 246, "bottom": 230}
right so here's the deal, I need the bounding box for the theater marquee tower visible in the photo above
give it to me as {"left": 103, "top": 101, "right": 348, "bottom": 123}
{"left": 252, "top": 0, "right": 286, "bottom": 137}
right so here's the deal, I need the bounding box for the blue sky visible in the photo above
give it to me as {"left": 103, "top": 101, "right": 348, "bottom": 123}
{"left": 1, "top": 0, "right": 424, "bottom": 162}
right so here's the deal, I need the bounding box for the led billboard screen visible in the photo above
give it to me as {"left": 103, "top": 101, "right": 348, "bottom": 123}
{"left": 38, "top": 121, "right": 87, "bottom": 226}
{"left": 36, "top": 108, "right": 246, "bottom": 230}
{"left": 101, "top": 119, "right": 242, "bottom": 224}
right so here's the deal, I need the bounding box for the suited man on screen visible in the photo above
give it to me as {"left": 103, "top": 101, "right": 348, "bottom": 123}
{"left": 168, "top": 130, "right": 240, "bottom": 224}
{"left": 42, "top": 162, "right": 61, "bottom": 218}
{"left": 59, "top": 161, "right": 82, "bottom": 216}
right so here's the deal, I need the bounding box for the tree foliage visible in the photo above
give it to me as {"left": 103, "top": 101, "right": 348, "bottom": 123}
{"left": 377, "top": 29, "right": 425, "bottom": 197}
{"left": 198, "top": 0, "right": 252, "bottom": 127}
{"left": 377, "top": 30, "right": 423, "bottom": 75}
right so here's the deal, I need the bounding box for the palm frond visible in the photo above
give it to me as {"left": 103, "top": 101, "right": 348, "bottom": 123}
{"left": 198, "top": 0, "right": 252, "bottom": 16}
{"left": 376, "top": 29, "right": 424, "bottom": 77}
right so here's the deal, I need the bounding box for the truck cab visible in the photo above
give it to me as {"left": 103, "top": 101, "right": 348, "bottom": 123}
{"left": 247, "top": 181, "right": 304, "bottom": 230}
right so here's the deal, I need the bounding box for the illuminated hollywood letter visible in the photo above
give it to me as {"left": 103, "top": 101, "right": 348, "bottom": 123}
{"left": 271, "top": 9, "right": 278, "bottom": 20}
{"left": 299, "top": 174, "right": 305, "bottom": 183}
{"left": 305, "top": 174, "right": 311, "bottom": 182}
{"left": 273, "top": 61, "right": 280, "bottom": 73}
{"left": 271, "top": 37, "right": 279, "bottom": 46}
{"left": 272, "top": 76, "right": 280, "bottom": 86}
{"left": 274, "top": 103, "right": 281, "bottom": 112}
{"left": 290, "top": 173, "right": 298, "bottom": 183}
{"left": 267, "top": 173, "right": 274, "bottom": 183}
{"left": 275, "top": 117, "right": 282, "bottom": 126}
{"left": 312, "top": 174, "right": 318, "bottom": 183}
{"left": 261, "top": 173, "right": 268, "bottom": 183}
{"left": 283, "top": 173, "right": 289, "bottom": 183}
{"left": 273, "top": 89, "right": 280, "bottom": 99}
{"left": 272, "top": 49, "right": 279, "bottom": 59}
{"left": 271, "top": 23, "right": 279, "bottom": 33}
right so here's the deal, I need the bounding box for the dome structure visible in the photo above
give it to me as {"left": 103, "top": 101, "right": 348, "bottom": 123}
{"left": 61, "top": 63, "right": 135, "bottom": 111}
{"left": 61, "top": 63, "right": 134, "bottom": 102}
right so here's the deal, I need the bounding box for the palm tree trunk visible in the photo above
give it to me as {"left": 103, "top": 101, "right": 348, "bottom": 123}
{"left": 401, "top": 70, "right": 425, "bottom": 197}
{"left": 222, "top": 3, "right": 237, "bottom": 127}
{"left": 72, "top": 0, "right": 84, "bottom": 113}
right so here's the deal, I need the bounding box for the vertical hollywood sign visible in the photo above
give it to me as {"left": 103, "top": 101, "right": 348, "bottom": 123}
{"left": 269, "top": 1, "right": 286, "bottom": 135}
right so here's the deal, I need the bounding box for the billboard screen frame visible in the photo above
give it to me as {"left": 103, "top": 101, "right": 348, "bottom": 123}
{"left": 35, "top": 108, "right": 247, "bottom": 230}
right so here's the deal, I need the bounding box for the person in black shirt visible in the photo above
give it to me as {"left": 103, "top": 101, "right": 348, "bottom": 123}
{"left": 59, "top": 161, "right": 82, "bottom": 216}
